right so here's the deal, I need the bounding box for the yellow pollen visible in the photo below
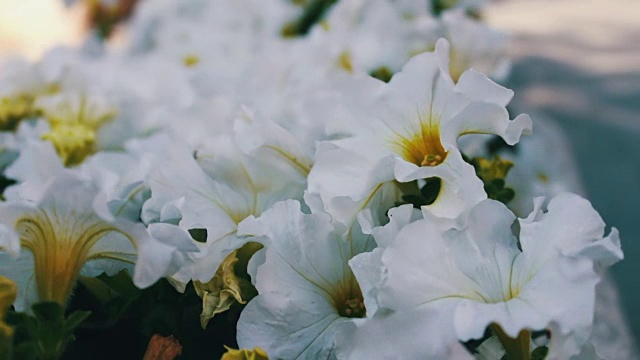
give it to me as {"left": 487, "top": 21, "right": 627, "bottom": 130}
{"left": 320, "top": 20, "right": 331, "bottom": 31}
{"left": 183, "top": 54, "right": 201, "bottom": 67}
{"left": 0, "top": 83, "right": 60, "bottom": 132}
{"left": 15, "top": 210, "right": 125, "bottom": 306}
{"left": 38, "top": 95, "right": 117, "bottom": 166}
{"left": 333, "top": 277, "right": 366, "bottom": 319}
{"left": 337, "top": 51, "right": 353, "bottom": 73}
{"left": 370, "top": 66, "right": 393, "bottom": 83}
{"left": 0, "top": 95, "right": 34, "bottom": 131}
{"left": 41, "top": 123, "right": 96, "bottom": 166}
{"left": 421, "top": 154, "right": 444, "bottom": 167}
{"left": 537, "top": 173, "right": 549, "bottom": 184}
{"left": 402, "top": 13, "right": 416, "bottom": 21}
{"left": 390, "top": 115, "right": 447, "bottom": 167}
{"left": 341, "top": 297, "right": 366, "bottom": 318}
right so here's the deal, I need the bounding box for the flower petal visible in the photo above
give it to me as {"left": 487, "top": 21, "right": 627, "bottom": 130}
{"left": 337, "top": 303, "right": 472, "bottom": 360}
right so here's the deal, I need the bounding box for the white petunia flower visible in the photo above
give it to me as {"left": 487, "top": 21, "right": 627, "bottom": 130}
{"left": 308, "top": 40, "right": 531, "bottom": 225}
{"left": 308, "top": 0, "right": 440, "bottom": 76}
{"left": 141, "top": 115, "right": 308, "bottom": 285}
{"left": 236, "top": 200, "right": 375, "bottom": 359}
{"left": 128, "top": 0, "right": 295, "bottom": 66}
{"left": 439, "top": 10, "right": 510, "bottom": 82}
{"left": 335, "top": 303, "right": 474, "bottom": 360}
{"left": 0, "top": 57, "right": 53, "bottom": 132}
{"left": 368, "top": 193, "right": 621, "bottom": 358}
{"left": 233, "top": 107, "right": 313, "bottom": 179}
{"left": 0, "top": 170, "right": 197, "bottom": 311}
{"left": 2, "top": 139, "right": 63, "bottom": 202}
{"left": 34, "top": 91, "right": 118, "bottom": 166}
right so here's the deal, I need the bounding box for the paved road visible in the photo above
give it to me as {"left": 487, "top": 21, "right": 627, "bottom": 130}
{"left": 488, "top": 0, "right": 640, "bottom": 342}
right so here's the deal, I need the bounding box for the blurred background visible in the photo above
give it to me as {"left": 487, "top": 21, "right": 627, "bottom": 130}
{"left": 0, "top": 0, "right": 638, "bottom": 342}
{"left": 485, "top": 0, "right": 640, "bottom": 342}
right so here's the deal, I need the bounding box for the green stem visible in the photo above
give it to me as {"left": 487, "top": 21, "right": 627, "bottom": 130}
{"left": 491, "top": 324, "right": 531, "bottom": 360}
{"left": 0, "top": 325, "right": 12, "bottom": 360}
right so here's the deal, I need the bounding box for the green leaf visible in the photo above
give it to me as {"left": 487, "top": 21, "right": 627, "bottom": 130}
{"left": 63, "top": 311, "right": 91, "bottom": 333}
{"left": 7, "top": 302, "right": 91, "bottom": 360}
{"left": 281, "top": 0, "right": 338, "bottom": 37}
{"left": 370, "top": 67, "right": 394, "bottom": 83}
{"left": 470, "top": 156, "right": 516, "bottom": 205}
{"left": 188, "top": 228, "right": 208, "bottom": 243}
{"left": 420, "top": 177, "right": 442, "bottom": 205}
{"left": 431, "top": 0, "right": 458, "bottom": 16}
{"left": 401, "top": 194, "right": 427, "bottom": 208}
{"left": 11, "top": 342, "right": 38, "bottom": 360}
{"left": 397, "top": 177, "right": 442, "bottom": 209}
{"left": 531, "top": 346, "right": 549, "bottom": 360}
{"left": 486, "top": 136, "right": 518, "bottom": 155}
{"left": 77, "top": 271, "right": 142, "bottom": 325}
{"left": 494, "top": 188, "right": 515, "bottom": 204}
{"left": 96, "top": 271, "right": 141, "bottom": 298}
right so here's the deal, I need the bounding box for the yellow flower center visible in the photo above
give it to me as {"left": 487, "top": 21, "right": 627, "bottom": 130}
{"left": 319, "top": 20, "right": 331, "bottom": 31}
{"left": 39, "top": 95, "right": 117, "bottom": 166}
{"left": 41, "top": 124, "right": 97, "bottom": 167}
{"left": 0, "top": 83, "right": 60, "bottom": 131}
{"left": 14, "top": 210, "right": 131, "bottom": 305}
{"left": 537, "top": 173, "right": 549, "bottom": 184}
{"left": 337, "top": 51, "right": 353, "bottom": 73}
{"left": 339, "top": 296, "right": 366, "bottom": 318}
{"left": 183, "top": 54, "right": 201, "bottom": 68}
{"left": 389, "top": 114, "right": 447, "bottom": 167}
{"left": 0, "top": 95, "right": 34, "bottom": 131}
{"left": 332, "top": 277, "right": 366, "bottom": 319}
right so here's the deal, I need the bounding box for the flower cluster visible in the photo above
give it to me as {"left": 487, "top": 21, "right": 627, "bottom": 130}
{"left": 0, "top": 0, "right": 623, "bottom": 359}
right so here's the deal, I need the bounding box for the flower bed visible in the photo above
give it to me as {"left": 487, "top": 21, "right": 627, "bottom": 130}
{"left": 0, "top": 0, "right": 626, "bottom": 359}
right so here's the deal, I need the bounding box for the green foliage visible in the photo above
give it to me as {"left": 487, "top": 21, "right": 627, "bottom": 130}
{"left": 188, "top": 228, "right": 208, "bottom": 243}
{"left": 6, "top": 302, "right": 90, "bottom": 360}
{"left": 531, "top": 346, "right": 549, "bottom": 360}
{"left": 431, "top": 0, "right": 482, "bottom": 19}
{"left": 484, "top": 178, "right": 515, "bottom": 204}
{"left": 78, "top": 271, "right": 143, "bottom": 325}
{"left": 63, "top": 272, "right": 244, "bottom": 359}
{"left": 431, "top": 0, "right": 459, "bottom": 16}
{"left": 400, "top": 177, "right": 442, "bottom": 209}
{"left": 469, "top": 156, "right": 516, "bottom": 204}
{"left": 281, "top": 0, "right": 338, "bottom": 37}
{"left": 398, "top": 155, "right": 517, "bottom": 210}
{"left": 0, "top": 175, "right": 16, "bottom": 201}
{"left": 370, "top": 67, "right": 394, "bottom": 83}
{"left": 486, "top": 136, "right": 518, "bottom": 156}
